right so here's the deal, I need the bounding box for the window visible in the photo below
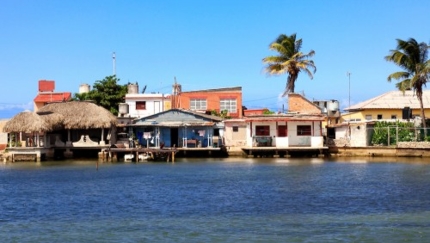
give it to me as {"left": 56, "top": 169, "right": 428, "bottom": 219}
{"left": 136, "top": 101, "right": 146, "bottom": 110}
{"left": 278, "top": 125, "right": 287, "bottom": 137}
{"left": 255, "top": 125, "right": 270, "bottom": 136}
{"left": 220, "top": 99, "right": 237, "bottom": 113}
{"left": 365, "top": 115, "right": 372, "bottom": 120}
{"left": 190, "top": 99, "right": 207, "bottom": 110}
{"left": 297, "top": 125, "right": 311, "bottom": 136}
{"left": 391, "top": 115, "right": 397, "bottom": 119}
{"left": 232, "top": 126, "right": 239, "bottom": 132}
{"left": 377, "top": 114, "right": 383, "bottom": 120}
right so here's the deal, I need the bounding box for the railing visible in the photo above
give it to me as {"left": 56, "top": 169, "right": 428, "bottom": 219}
{"left": 253, "top": 136, "right": 272, "bottom": 147}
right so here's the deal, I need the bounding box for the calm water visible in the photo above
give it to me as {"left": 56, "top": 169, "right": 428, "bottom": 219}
{"left": 1, "top": 157, "right": 430, "bottom": 242}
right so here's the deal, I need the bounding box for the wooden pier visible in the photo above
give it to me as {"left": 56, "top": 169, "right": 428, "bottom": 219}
{"left": 107, "top": 147, "right": 178, "bottom": 162}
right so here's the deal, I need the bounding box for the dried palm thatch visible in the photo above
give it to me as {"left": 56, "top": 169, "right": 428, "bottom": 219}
{"left": 38, "top": 101, "right": 117, "bottom": 129}
{"left": 3, "top": 111, "right": 51, "bottom": 133}
{"left": 37, "top": 111, "right": 65, "bottom": 130}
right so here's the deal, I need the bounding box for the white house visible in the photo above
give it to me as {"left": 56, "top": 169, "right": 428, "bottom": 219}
{"left": 119, "top": 83, "right": 171, "bottom": 119}
{"left": 244, "top": 114, "right": 325, "bottom": 148}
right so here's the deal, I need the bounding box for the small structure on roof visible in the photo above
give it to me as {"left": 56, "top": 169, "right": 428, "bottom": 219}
{"left": 33, "top": 80, "right": 72, "bottom": 112}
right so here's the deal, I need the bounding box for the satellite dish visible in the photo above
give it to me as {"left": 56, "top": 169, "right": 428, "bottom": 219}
{"left": 141, "top": 85, "right": 147, "bottom": 94}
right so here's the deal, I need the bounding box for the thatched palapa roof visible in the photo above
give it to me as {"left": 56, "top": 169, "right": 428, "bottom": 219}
{"left": 38, "top": 101, "right": 117, "bottom": 129}
{"left": 3, "top": 110, "right": 51, "bottom": 133}
{"left": 3, "top": 101, "right": 117, "bottom": 133}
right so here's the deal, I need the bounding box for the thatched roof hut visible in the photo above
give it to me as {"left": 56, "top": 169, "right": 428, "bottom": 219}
{"left": 38, "top": 101, "right": 117, "bottom": 129}
{"left": 3, "top": 111, "right": 51, "bottom": 133}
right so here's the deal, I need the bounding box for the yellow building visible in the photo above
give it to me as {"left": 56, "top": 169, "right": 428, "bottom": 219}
{"left": 341, "top": 90, "right": 430, "bottom": 122}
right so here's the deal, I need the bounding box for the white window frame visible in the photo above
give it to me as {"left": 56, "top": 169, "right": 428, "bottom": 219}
{"left": 190, "top": 99, "right": 207, "bottom": 110}
{"left": 220, "top": 99, "right": 237, "bottom": 113}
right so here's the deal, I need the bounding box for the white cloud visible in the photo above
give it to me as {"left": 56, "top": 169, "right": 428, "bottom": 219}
{"left": 0, "top": 101, "right": 33, "bottom": 111}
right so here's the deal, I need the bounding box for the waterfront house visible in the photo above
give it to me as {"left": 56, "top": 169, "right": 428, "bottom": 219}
{"left": 238, "top": 93, "right": 326, "bottom": 157}
{"left": 130, "top": 109, "right": 224, "bottom": 149}
{"left": 3, "top": 101, "right": 117, "bottom": 161}
{"left": 342, "top": 90, "right": 430, "bottom": 122}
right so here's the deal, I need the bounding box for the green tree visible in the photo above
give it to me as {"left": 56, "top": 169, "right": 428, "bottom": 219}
{"left": 385, "top": 38, "right": 430, "bottom": 133}
{"left": 73, "top": 75, "right": 127, "bottom": 115}
{"left": 262, "top": 33, "right": 316, "bottom": 96}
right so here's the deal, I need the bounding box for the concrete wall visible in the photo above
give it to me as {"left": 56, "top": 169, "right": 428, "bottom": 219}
{"left": 125, "top": 94, "right": 170, "bottom": 118}
{"left": 0, "top": 120, "right": 8, "bottom": 150}
{"left": 246, "top": 120, "right": 323, "bottom": 147}
{"left": 223, "top": 120, "right": 247, "bottom": 147}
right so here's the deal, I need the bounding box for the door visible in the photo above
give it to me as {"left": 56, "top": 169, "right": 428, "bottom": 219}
{"left": 170, "top": 127, "right": 179, "bottom": 147}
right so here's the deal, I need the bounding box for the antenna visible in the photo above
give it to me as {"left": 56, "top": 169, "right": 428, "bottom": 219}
{"left": 112, "top": 52, "right": 116, "bottom": 76}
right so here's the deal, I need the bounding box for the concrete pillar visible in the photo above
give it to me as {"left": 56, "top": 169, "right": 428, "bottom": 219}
{"left": 64, "top": 149, "right": 73, "bottom": 159}
{"left": 100, "top": 129, "right": 105, "bottom": 145}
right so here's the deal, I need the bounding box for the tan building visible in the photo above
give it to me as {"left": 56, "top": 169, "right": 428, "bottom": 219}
{"left": 342, "top": 90, "right": 430, "bottom": 122}
{"left": 0, "top": 119, "right": 8, "bottom": 150}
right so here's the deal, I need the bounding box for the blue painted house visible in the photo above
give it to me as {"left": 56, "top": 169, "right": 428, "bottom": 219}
{"left": 131, "top": 109, "right": 224, "bottom": 148}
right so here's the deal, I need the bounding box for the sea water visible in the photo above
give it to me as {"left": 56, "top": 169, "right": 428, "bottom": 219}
{"left": 1, "top": 157, "right": 430, "bottom": 242}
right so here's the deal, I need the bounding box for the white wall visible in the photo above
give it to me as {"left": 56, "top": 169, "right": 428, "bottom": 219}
{"left": 245, "top": 120, "right": 323, "bottom": 147}
{"left": 125, "top": 94, "right": 167, "bottom": 118}
{"left": 288, "top": 121, "right": 321, "bottom": 146}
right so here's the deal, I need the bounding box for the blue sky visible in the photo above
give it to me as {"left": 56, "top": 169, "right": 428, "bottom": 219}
{"left": 1, "top": 0, "right": 429, "bottom": 118}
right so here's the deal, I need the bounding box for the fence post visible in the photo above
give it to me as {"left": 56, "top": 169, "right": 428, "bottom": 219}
{"left": 396, "top": 126, "right": 398, "bottom": 145}
{"left": 387, "top": 127, "right": 390, "bottom": 146}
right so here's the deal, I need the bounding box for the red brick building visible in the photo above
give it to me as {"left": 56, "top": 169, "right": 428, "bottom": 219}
{"left": 171, "top": 86, "right": 243, "bottom": 118}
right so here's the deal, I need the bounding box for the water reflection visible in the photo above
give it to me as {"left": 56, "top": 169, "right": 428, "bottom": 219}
{"left": 1, "top": 157, "right": 430, "bottom": 242}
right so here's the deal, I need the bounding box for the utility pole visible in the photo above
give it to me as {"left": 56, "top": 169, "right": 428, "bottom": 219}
{"left": 112, "top": 52, "right": 116, "bottom": 76}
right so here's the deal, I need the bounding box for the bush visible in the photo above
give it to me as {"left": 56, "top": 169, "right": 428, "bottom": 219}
{"left": 371, "top": 121, "right": 415, "bottom": 146}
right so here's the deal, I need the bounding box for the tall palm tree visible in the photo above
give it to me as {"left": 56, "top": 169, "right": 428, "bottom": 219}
{"left": 262, "top": 33, "right": 316, "bottom": 96}
{"left": 385, "top": 38, "right": 430, "bottom": 133}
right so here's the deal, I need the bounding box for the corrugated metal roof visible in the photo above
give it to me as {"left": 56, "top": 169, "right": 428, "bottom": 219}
{"left": 346, "top": 90, "right": 430, "bottom": 111}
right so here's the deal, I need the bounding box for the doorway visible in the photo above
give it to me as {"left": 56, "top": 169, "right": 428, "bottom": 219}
{"left": 170, "top": 127, "right": 179, "bottom": 147}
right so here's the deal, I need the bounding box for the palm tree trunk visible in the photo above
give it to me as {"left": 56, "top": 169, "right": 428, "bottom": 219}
{"left": 418, "top": 94, "right": 427, "bottom": 137}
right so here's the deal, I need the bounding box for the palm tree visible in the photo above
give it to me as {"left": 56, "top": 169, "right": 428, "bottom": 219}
{"left": 385, "top": 38, "right": 430, "bottom": 133}
{"left": 262, "top": 33, "right": 316, "bottom": 96}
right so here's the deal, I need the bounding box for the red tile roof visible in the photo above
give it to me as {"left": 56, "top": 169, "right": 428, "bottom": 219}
{"left": 34, "top": 92, "right": 72, "bottom": 103}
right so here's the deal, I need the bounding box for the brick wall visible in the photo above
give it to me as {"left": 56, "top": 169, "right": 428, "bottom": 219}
{"left": 179, "top": 90, "right": 243, "bottom": 118}
{"left": 288, "top": 93, "right": 321, "bottom": 114}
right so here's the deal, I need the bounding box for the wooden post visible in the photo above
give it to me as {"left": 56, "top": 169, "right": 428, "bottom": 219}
{"left": 172, "top": 151, "right": 175, "bottom": 163}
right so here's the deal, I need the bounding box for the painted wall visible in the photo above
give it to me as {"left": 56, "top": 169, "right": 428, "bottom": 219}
{"left": 0, "top": 120, "right": 8, "bottom": 149}
{"left": 125, "top": 94, "right": 170, "bottom": 118}
{"left": 246, "top": 120, "right": 323, "bottom": 147}
{"left": 288, "top": 121, "right": 322, "bottom": 146}
{"left": 223, "top": 121, "right": 247, "bottom": 147}
{"left": 333, "top": 123, "right": 371, "bottom": 147}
